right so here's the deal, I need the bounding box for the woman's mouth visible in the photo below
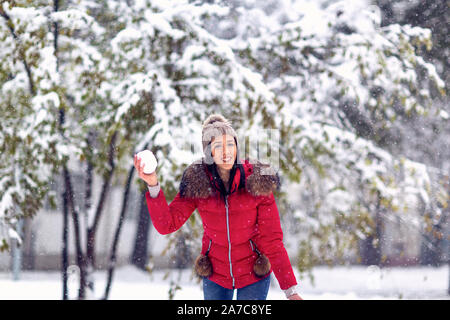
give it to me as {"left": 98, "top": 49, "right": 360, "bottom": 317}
{"left": 222, "top": 157, "right": 232, "bottom": 162}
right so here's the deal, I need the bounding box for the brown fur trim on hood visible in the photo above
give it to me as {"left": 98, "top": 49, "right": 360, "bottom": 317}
{"left": 245, "top": 160, "right": 281, "bottom": 197}
{"left": 179, "top": 158, "right": 281, "bottom": 198}
{"left": 179, "top": 159, "right": 212, "bottom": 199}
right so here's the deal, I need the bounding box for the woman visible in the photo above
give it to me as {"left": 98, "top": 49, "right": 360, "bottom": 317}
{"left": 134, "top": 114, "right": 302, "bottom": 300}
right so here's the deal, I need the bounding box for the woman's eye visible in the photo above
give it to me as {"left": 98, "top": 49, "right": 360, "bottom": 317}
{"left": 213, "top": 143, "right": 234, "bottom": 150}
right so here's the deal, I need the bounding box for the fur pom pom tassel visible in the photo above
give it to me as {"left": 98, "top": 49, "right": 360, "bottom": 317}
{"left": 253, "top": 254, "right": 271, "bottom": 277}
{"left": 194, "top": 254, "right": 213, "bottom": 278}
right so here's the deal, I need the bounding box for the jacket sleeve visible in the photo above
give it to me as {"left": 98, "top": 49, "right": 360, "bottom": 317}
{"left": 145, "top": 188, "right": 197, "bottom": 235}
{"left": 256, "top": 192, "right": 298, "bottom": 290}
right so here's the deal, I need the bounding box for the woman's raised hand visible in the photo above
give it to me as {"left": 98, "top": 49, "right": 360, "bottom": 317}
{"left": 134, "top": 154, "right": 158, "bottom": 186}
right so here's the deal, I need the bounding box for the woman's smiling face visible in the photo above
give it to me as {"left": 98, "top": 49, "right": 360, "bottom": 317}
{"left": 211, "top": 134, "right": 237, "bottom": 170}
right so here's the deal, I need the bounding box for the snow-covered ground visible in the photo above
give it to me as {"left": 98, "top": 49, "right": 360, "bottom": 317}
{"left": 0, "top": 265, "right": 448, "bottom": 300}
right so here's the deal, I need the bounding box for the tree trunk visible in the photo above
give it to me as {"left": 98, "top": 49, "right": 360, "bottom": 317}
{"left": 175, "top": 233, "right": 191, "bottom": 269}
{"left": 131, "top": 191, "right": 152, "bottom": 270}
{"left": 63, "top": 166, "right": 87, "bottom": 299}
{"left": 419, "top": 180, "right": 448, "bottom": 267}
{"left": 52, "top": 0, "right": 89, "bottom": 298}
{"left": 360, "top": 191, "right": 383, "bottom": 265}
{"left": 360, "top": 235, "right": 381, "bottom": 266}
{"left": 86, "top": 131, "right": 117, "bottom": 270}
{"left": 20, "top": 218, "right": 34, "bottom": 270}
{"left": 420, "top": 231, "right": 441, "bottom": 266}
{"left": 103, "top": 163, "right": 135, "bottom": 300}
{"left": 83, "top": 132, "right": 95, "bottom": 295}
{"left": 62, "top": 188, "right": 69, "bottom": 300}
{"left": 52, "top": 0, "right": 68, "bottom": 300}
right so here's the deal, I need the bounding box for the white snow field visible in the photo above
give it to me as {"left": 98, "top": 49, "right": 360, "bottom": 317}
{"left": 0, "top": 265, "right": 448, "bottom": 300}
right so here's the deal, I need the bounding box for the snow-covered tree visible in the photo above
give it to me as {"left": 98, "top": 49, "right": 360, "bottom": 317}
{"left": 0, "top": 1, "right": 69, "bottom": 251}
{"left": 0, "top": 0, "right": 108, "bottom": 299}
{"left": 374, "top": 0, "right": 449, "bottom": 268}
{"left": 201, "top": 0, "right": 447, "bottom": 273}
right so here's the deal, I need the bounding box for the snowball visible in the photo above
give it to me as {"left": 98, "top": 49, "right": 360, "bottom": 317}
{"left": 137, "top": 150, "right": 157, "bottom": 174}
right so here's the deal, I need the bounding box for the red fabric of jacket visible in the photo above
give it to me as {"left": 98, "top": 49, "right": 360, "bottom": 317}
{"left": 145, "top": 158, "right": 297, "bottom": 290}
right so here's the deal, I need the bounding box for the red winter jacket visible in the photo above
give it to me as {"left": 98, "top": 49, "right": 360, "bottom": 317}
{"left": 145, "top": 158, "right": 297, "bottom": 290}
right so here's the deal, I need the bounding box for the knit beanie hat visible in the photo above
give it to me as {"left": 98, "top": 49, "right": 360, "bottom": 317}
{"left": 202, "top": 114, "right": 240, "bottom": 164}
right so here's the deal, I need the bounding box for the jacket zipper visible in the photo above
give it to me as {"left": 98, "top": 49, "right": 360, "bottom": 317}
{"left": 225, "top": 195, "right": 235, "bottom": 289}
